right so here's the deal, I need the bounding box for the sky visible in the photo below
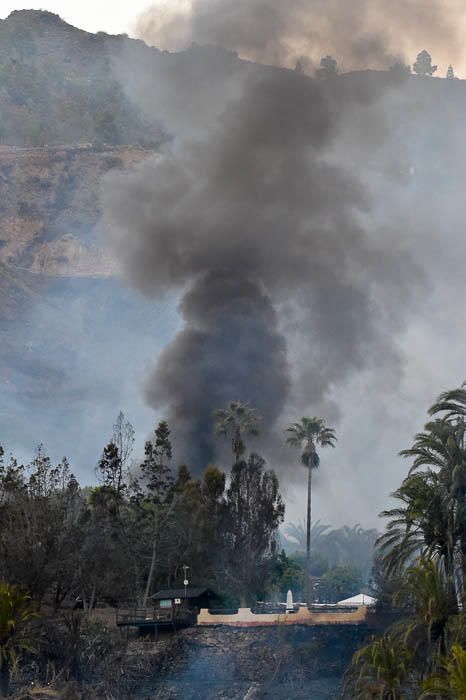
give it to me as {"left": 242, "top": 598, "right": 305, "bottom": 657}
{"left": 0, "top": 0, "right": 153, "bottom": 35}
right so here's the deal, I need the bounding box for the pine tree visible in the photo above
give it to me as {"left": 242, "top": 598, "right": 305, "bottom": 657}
{"left": 140, "top": 421, "right": 173, "bottom": 503}
{"left": 413, "top": 50, "right": 437, "bottom": 76}
{"left": 316, "top": 55, "right": 338, "bottom": 79}
{"left": 140, "top": 422, "right": 174, "bottom": 607}
{"left": 295, "top": 60, "right": 304, "bottom": 75}
{"left": 447, "top": 65, "right": 455, "bottom": 79}
{"left": 97, "top": 442, "right": 124, "bottom": 495}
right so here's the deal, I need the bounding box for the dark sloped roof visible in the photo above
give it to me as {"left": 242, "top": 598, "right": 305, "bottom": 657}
{"left": 152, "top": 587, "right": 214, "bottom": 600}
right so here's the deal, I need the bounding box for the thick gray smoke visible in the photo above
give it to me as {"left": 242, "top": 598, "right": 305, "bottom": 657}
{"left": 104, "top": 68, "right": 420, "bottom": 468}
{"left": 147, "top": 273, "right": 288, "bottom": 466}
{"left": 136, "top": 0, "right": 466, "bottom": 72}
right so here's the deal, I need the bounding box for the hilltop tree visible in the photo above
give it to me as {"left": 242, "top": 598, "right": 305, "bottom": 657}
{"left": 285, "top": 417, "right": 337, "bottom": 563}
{"left": 413, "top": 50, "right": 437, "bottom": 76}
{"left": 213, "top": 401, "right": 262, "bottom": 463}
{"left": 389, "top": 61, "right": 411, "bottom": 77}
{"left": 316, "top": 55, "right": 338, "bottom": 79}
{"left": 295, "top": 60, "right": 304, "bottom": 75}
{"left": 447, "top": 65, "right": 455, "bottom": 79}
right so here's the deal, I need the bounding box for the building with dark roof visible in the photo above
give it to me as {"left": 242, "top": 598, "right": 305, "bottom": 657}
{"left": 152, "top": 587, "right": 217, "bottom": 613}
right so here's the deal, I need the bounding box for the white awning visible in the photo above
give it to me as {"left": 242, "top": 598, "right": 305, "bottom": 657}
{"left": 337, "top": 593, "right": 376, "bottom": 607}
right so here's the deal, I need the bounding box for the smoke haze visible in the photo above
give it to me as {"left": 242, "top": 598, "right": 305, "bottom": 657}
{"left": 104, "top": 66, "right": 423, "bottom": 470}
{"left": 136, "top": 0, "right": 466, "bottom": 73}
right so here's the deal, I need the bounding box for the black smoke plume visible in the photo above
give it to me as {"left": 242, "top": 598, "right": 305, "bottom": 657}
{"left": 104, "top": 68, "right": 419, "bottom": 469}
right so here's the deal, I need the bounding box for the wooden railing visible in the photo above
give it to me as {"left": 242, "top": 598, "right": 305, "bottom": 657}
{"left": 116, "top": 606, "right": 196, "bottom": 626}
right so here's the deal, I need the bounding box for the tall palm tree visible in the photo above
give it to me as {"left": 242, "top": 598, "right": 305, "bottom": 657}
{"left": 213, "top": 401, "right": 262, "bottom": 462}
{"left": 0, "top": 582, "right": 36, "bottom": 697}
{"left": 285, "top": 417, "right": 336, "bottom": 561}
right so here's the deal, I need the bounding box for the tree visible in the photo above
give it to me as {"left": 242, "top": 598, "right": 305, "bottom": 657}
{"left": 95, "top": 413, "right": 135, "bottom": 500}
{"left": 413, "top": 50, "right": 437, "bottom": 76}
{"left": 342, "top": 634, "right": 413, "bottom": 699}
{"left": 420, "top": 644, "right": 466, "bottom": 698}
{"left": 285, "top": 417, "right": 336, "bottom": 562}
{"left": 112, "top": 411, "right": 135, "bottom": 471}
{"left": 319, "top": 565, "right": 362, "bottom": 603}
{"left": 139, "top": 420, "right": 173, "bottom": 502}
{"left": 274, "top": 551, "right": 306, "bottom": 599}
{"left": 283, "top": 519, "right": 331, "bottom": 553}
{"left": 138, "top": 421, "right": 175, "bottom": 608}
{"left": 325, "top": 525, "right": 378, "bottom": 582}
{"left": 378, "top": 414, "right": 466, "bottom": 601}
{"left": 295, "top": 60, "right": 304, "bottom": 74}
{"left": 393, "top": 558, "right": 457, "bottom": 655}
{"left": 346, "top": 384, "right": 466, "bottom": 694}
{"left": 213, "top": 401, "right": 262, "bottom": 463}
{"left": 221, "top": 453, "right": 285, "bottom": 606}
{"left": 316, "top": 55, "right": 338, "bottom": 79}
{"left": 389, "top": 61, "right": 411, "bottom": 77}
{"left": 447, "top": 65, "right": 455, "bottom": 80}
{"left": 0, "top": 583, "right": 36, "bottom": 697}
{"left": 97, "top": 442, "right": 124, "bottom": 498}
{"left": 429, "top": 381, "right": 466, "bottom": 419}
{"left": 0, "top": 447, "right": 85, "bottom": 606}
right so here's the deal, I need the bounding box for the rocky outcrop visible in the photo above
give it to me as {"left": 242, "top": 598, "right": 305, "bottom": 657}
{"left": 0, "top": 144, "right": 150, "bottom": 277}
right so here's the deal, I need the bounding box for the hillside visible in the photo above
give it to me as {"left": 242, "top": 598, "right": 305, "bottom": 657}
{"left": 0, "top": 9, "right": 248, "bottom": 147}
{"left": 0, "top": 143, "right": 150, "bottom": 276}
{"left": 0, "top": 10, "right": 160, "bottom": 146}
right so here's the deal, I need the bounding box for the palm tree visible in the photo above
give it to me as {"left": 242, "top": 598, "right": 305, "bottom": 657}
{"left": 420, "top": 644, "right": 466, "bottom": 698}
{"left": 393, "top": 558, "right": 457, "bottom": 655}
{"left": 327, "top": 524, "right": 379, "bottom": 580}
{"left": 429, "top": 382, "right": 466, "bottom": 420}
{"left": 0, "top": 582, "right": 36, "bottom": 697}
{"left": 341, "top": 634, "right": 413, "bottom": 699}
{"left": 378, "top": 471, "right": 453, "bottom": 579}
{"left": 283, "top": 519, "right": 331, "bottom": 553}
{"left": 285, "top": 417, "right": 336, "bottom": 561}
{"left": 380, "top": 415, "right": 466, "bottom": 600}
{"left": 213, "top": 401, "right": 262, "bottom": 462}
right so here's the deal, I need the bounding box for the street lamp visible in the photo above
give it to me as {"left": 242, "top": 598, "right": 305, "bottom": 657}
{"left": 183, "top": 565, "right": 190, "bottom": 612}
